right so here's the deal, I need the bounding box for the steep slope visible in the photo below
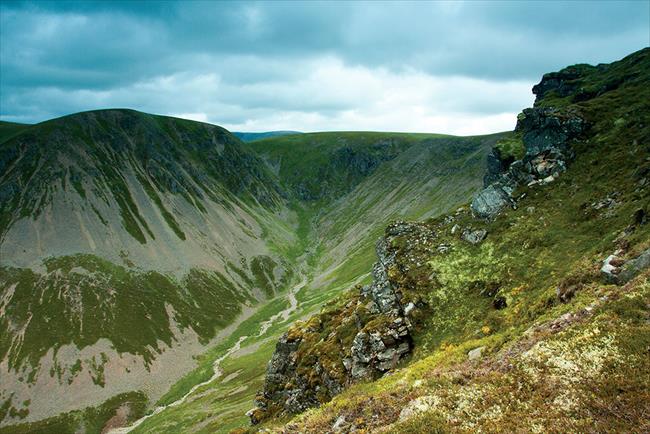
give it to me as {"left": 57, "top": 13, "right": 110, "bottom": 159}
{"left": 1, "top": 110, "right": 500, "bottom": 432}
{"left": 0, "top": 109, "right": 294, "bottom": 426}
{"left": 245, "top": 48, "right": 650, "bottom": 432}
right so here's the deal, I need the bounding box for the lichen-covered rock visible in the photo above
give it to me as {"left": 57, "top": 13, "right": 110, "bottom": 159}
{"left": 399, "top": 395, "right": 441, "bottom": 421}
{"left": 471, "top": 106, "right": 585, "bottom": 220}
{"left": 471, "top": 184, "right": 512, "bottom": 219}
{"left": 461, "top": 228, "right": 488, "bottom": 245}
{"left": 249, "top": 222, "right": 423, "bottom": 424}
{"left": 602, "top": 248, "right": 650, "bottom": 284}
{"left": 468, "top": 346, "right": 485, "bottom": 361}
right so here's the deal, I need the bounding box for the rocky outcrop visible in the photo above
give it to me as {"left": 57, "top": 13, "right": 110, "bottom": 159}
{"left": 471, "top": 106, "right": 586, "bottom": 219}
{"left": 517, "top": 107, "right": 584, "bottom": 158}
{"left": 248, "top": 222, "right": 429, "bottom": 424}
{"left": 531, "top": 66, "right": 591, "bottom": 102}
{"left": 483, "top": 147, "right": 515, "bottom": 187}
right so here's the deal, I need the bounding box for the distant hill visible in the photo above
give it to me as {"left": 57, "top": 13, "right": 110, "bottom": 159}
{"left": 233, "top": 130, "right": 302, "bottom": 142}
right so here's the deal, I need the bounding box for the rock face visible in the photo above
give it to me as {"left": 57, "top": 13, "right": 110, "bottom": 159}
{"left": 483, "top": 147, "right": 515, "bottom": 187}
{"left": 249, "top": 222, "right": 426, "bottom": 424}
{"left": 471, "top": 106, "right": 586, "bottom": 219}
{"left": 517, "top": 107, "right": 585, "bottom": 158}
{"left": 531, "top": 67, "right": 586, "bottom": 101}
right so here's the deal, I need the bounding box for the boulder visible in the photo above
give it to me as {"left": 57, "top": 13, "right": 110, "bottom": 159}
{"left": 468, "top": 346, "right": 486, "bottom": 361}
{"left": 600, "top": 248, "right": 650, "bottom": 284}
{"left": 618, "top": 248, "right": 650, "bottom": 283}
{"left": 471, "top": 184, "right": 512, "bottom": 219}
{"left": 461, "top": 228, "right": 488, "bottom": 245}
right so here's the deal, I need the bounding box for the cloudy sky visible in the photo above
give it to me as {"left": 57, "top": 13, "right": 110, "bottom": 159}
{"left": 1, "top": 1, "right": 648, "bottom": 135}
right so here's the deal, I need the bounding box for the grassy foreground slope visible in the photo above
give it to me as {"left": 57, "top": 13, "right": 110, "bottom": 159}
{"left": 243, "top": 48, "right": 650, "bottom": 433}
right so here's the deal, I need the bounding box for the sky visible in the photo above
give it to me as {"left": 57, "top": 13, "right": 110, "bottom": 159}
{"left": 0, "top": 1, "right": 648, "bottom": 135}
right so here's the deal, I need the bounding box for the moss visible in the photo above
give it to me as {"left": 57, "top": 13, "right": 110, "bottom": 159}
{"left": 493, "top": 132, "right": 525, "bottom": 160}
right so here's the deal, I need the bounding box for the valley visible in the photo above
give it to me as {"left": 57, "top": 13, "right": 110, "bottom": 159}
{"left": 0, "top": 112, "right": 502, "bottom": 432}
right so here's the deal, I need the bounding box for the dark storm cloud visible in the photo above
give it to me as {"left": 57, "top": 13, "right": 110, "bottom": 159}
{"left": 1, "top": 1, "right": 648, "bottom": 132}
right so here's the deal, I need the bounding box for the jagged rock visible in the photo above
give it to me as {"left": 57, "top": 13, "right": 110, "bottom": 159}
{"left": 350, "top": 323, "right": 411, "bottom": 379}
{"left": 484, "top": 147, "right": 514, "bottom": 187}
{"left": 284, "top": 387, "right": 319, "bottom": 414}
{"left": 251, "top": 222, "right": 416, "bottom": 424}
{"left": 617, "top": 248, "right": 650, "bottom": 283}
{"left": 532, "top": 66, "right": 587, "bottom": 101}
{"left": 516, "top": 107, "right": 585, "bottom": 158}
{"left": 600, "top": 248, "right": 650, "bottom": 284}
{"left": 472, "top": 107, "right": 584, "bottom": 220}
{"left": 451, "top": 224, "right": 460, "bottom": 234}
{"left": 264, "top": 333, "right": 301, "bottom": 390}
{"left": 362, "top": 237, "right": 400, "bottom": 313}
{"left": 526, "top": 148, "right": 568, "bottom": 178}
{"left": 471, "top": 184, "right": 512, "bottom": 219}
{"left": 461, "top": 228, "right": 487, "bottom": 244}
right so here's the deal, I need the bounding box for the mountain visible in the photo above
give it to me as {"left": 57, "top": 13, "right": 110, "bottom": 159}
{"left": 5, "top": 46, "right": 647, "bottom": 434}
{"left": 233, "top": 131, "right": 302, "bottom": 142}
{"left": 0, "top": 109, "right": 298, "bottom": 427}
{"left": 0, "top": 110, "right": 501, "bottom": 431}
{"left": 242, "top": 48, "right": 650, "bottom": 433}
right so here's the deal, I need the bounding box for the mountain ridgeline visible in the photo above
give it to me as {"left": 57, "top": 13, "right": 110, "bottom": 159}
{"left": 0, "top": 105, "right": 503, "bottom": 429}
